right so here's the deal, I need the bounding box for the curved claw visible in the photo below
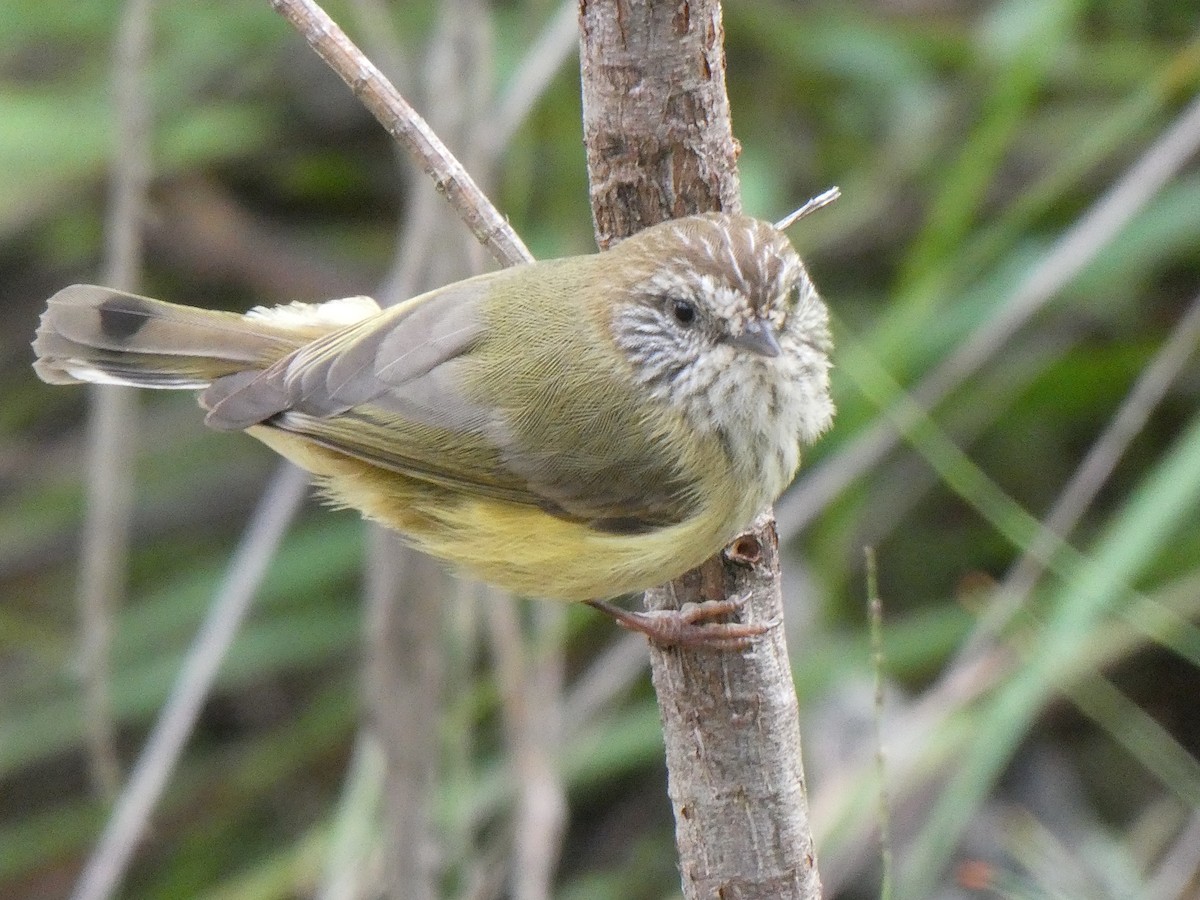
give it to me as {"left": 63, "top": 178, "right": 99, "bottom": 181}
{"left": 585, "top": 594, "right": 772, "bottom": 649}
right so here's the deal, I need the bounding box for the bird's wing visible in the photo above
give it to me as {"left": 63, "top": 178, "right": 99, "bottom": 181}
{"left": 202, "top": 272, "right": 699, "bottom": 532}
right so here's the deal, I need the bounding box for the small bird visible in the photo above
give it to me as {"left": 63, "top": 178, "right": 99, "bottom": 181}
{"left": 33, "top": 213, "right": 834, "bottom": 642}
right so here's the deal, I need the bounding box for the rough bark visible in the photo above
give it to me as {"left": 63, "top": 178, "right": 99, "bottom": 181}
{"left": 579, "top": 0, "right": 741, "bottom": 249}
{"left": 579, "top": 2, "right": 823, "bottom": 897}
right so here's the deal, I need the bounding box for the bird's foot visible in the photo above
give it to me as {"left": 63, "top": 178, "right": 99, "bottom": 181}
{"left": 584, "top": 594, "right": 774, "bottom": 649}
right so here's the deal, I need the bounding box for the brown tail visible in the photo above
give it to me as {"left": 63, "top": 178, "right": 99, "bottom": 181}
{"left": 33, "top": 285, "right": 315, "bottom": 389}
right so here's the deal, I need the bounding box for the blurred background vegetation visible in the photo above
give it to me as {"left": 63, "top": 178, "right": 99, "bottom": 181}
{"left": 3, "top": 0, "right": 1200, "bottom": 897}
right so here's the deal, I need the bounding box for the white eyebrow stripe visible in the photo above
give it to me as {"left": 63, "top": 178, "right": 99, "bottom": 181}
{"left": 723, "top": 233, "right": 746, "bottom": 290}
{"left": 672, "top": 226, "right": 697, "bottom": 251}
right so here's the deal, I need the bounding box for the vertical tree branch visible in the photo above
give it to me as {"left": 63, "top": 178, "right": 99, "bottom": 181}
{"left": 579, "top": 0, "right": 741, "bottom": 249}
{"left": 579, "top": 2, "right": 823, "bottom": 897}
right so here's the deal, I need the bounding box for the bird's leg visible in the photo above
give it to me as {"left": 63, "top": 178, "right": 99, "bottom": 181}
{"left": 584, "top": 594, "right": 774, "bottom": 649}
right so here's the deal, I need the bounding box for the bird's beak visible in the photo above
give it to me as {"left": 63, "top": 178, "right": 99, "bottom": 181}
{"left": 730, "top": 320, "right": 782, "bottom": 358}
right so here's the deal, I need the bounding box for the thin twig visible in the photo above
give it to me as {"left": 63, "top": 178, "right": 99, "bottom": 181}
{"left": 777, "top": 92, "right": 1200, "bottom": 538}
{"left": 71, "top": 464, "right": 310, "bottom": 900}
{"left": 269, "top": 0, "right": 532, "bottom": 267}
{"left": 79, "top": 388, "right": 133, "bottom": 799}
{"left": 774, "top": 186, "right": 841, "bottom": 231}
{"left": 102, "top": 0, "right": 152, "bottom": 297}
{"left": 78, "top": 0, "right": 154, "bottom": 801}
{"left": 865, "top": 548, "right": 894, "bottom": 900}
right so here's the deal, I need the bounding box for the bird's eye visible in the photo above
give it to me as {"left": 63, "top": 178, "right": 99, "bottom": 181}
{"left": 670, "top": 298, "right": 697, "bottom": 326}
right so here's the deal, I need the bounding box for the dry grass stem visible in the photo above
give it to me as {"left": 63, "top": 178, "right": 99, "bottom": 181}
{"left": 70, "top": 464, "right": 310, "bottom": 900}
{"left": 78, "top": 0, "right": 155, "bottom": 801}
{"left": 778, "top": 93, "right": 1200, "bottom": 538}
{"left": 865, "top": 548, "right": 894, "bottom": 900}
{"left": 487, "top": 0, "right": 579, "bottom": 153}
{"left": 958, "top": 288, "right": 1200, "bottom": 662}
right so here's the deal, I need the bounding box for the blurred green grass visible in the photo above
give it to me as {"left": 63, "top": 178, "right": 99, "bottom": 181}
{"left": 2, "top": 0, "right": 1199, "bottom": 897}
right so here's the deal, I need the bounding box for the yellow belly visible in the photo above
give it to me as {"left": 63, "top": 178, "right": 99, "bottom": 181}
{"left": 248, "top": 426, "right": 744, "bottom": 601}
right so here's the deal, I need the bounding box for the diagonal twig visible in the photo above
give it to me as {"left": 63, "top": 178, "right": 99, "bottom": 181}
{"left": 71, "top": 464, "right": 311, "bottom": 900}
{"left": 269, "top": 0, "right": 532, "bottom": 268}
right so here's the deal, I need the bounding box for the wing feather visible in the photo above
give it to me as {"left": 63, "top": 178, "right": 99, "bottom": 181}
{"left": 203, "top": 265, "right": 701, "bottom": 530}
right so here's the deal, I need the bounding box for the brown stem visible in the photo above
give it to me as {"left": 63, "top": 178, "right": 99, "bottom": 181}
{"left": 365, "top": 532, "right": 444, "bottom": 900}
{"left": 578, "top": 1, "right": 823, "bottom": 896}
{"left": 579, "top": 0, "right": 742, "bottom": 248}
{"left": 80, "top": 0, "right": 156, "bottom": 803}
{"left": 269, "top": 0, "right": 532, "bottom": 268}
